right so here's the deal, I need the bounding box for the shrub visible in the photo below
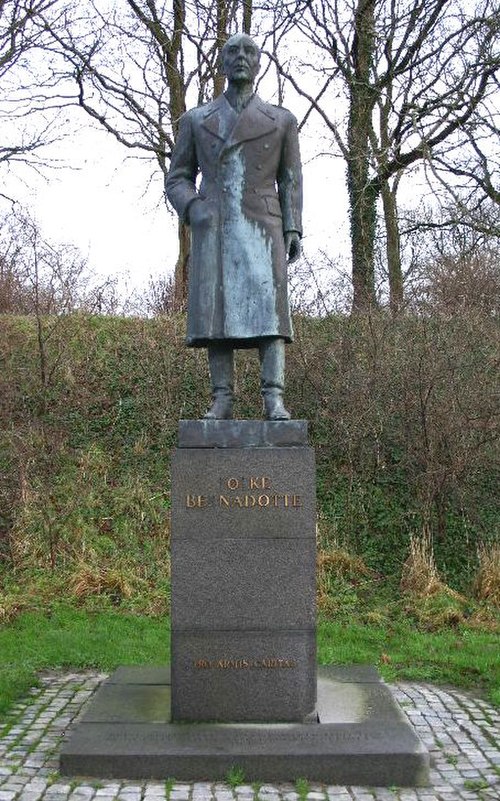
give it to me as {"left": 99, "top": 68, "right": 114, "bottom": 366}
{"left": 1, "top": 310, "right": 498, "bottom": 601}
{"left": 474, "top": 543, "right": 500, "bottom": 607}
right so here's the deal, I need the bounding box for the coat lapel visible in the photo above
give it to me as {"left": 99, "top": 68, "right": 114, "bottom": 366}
{"left": 226, "top": 96, "right": 277, "bottom": 149}
{"left": 200, "top": 95, "right": 236, "bottom": 142}
{"left": 201, "top": 95, "right": 278, "bottom": 152}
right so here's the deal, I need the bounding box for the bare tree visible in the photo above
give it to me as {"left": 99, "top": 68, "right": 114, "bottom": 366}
{"left": 401, "top": 209, "right": 500, "bottom": 315}
{"left": 271, "top": 0, "right": 499, "bottom": 312}
{"left": 425, "top": 105, "right": 500, "bottom": 236}
{"left": 423, "top": 246, "right": 500, "bottom": 317}
{"left": 0, "top": 0, "right": 75, "bottom": 186}
{"left": 0, "top": 209, "right": 117, "bottom": 406}
{"left": 47, "top": 0, "right": 256, "bottom": 305}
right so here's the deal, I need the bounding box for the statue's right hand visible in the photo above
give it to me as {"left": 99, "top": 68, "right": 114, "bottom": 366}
{"left": 188, "top": 198, "right": 214, "bottom": 227}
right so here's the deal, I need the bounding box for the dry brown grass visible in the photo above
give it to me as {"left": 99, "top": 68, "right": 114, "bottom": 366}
{"left": 71, "top": 564, "right": 134, "bottom": 603}
{"left": 317, "top": 547, "right": 373, "bottom": 580}
{"left": 467, "top": 606, "right": 500, "bottom": 631}
{"left": 0, "top": 596, "right": 24, "bottom": 624}
{"left": 317, "top": 541, "right": 376, "bottom": 613}
{"left": 400, "top": 530, "right": 444, "bottom": 597}
{"left": 400, "top": 530, "right": 470, "bottom": 630}
{"left": 474, "top": 542, "right": 500, "bottom": 607}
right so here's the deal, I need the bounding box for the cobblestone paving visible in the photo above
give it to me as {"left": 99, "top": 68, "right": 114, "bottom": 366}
{"left": 0, "top": 672, "right": 498, "bottom": 801}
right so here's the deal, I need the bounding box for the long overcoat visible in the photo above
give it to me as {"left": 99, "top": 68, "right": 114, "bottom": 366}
{"left": 165, "top": 94, "right": 302, "bottom": 346}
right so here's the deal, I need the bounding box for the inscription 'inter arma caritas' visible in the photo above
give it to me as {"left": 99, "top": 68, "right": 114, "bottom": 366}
{"left": 185, "top": 475, "right": 303, "bottom": 510}
{"left": 194, "top": 658, "right": 297, "bottom": 670}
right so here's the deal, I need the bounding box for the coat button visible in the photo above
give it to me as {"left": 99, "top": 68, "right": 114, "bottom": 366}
{"left": 264, "top": 143, "right": 270, "bottom": 150}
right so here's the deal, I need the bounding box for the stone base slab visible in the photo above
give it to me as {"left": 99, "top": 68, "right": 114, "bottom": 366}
{"left": 177, "top": 420, "right": 308, "bottom": 448}
{"left": 60, "top": 665, "right": 429, "bottom": 786}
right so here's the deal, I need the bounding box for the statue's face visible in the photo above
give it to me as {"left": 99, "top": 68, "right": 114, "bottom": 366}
{"left": 222, "top": 35, "right": 260, "bottom": 84}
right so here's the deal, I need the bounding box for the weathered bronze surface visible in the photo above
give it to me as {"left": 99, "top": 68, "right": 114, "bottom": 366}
{"left": 166, "top": 34, "right": 303, "bottom": 420}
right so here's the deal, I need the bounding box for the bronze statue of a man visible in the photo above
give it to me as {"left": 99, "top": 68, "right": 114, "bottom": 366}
{"left": 166, "top": 33, "right": 302, "bottom": 420}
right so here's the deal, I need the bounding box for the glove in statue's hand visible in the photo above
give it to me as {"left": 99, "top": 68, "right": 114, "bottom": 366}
{"left": 285, "top": 232, "right": 301, "bottom": 264}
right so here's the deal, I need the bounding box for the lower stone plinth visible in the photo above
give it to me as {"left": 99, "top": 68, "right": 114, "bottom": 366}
{"left": 59, "top": 665, "right": 430, "bottom": 786}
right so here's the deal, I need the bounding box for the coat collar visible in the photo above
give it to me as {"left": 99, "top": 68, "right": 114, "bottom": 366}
{"left": 201, "top": 94, "right": 277, "bottom": 147}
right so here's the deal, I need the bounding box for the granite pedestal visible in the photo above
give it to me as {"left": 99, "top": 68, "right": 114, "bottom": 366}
{"left": 170, "top": 420, "right": 317, "bottom": 722}
{"left": 59, "top": 420, "right": 429, "bottom": 785}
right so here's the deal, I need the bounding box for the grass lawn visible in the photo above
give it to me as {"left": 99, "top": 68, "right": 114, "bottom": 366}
{"left": 0, "top": 608, "right": 169, "bottom": 718}
{"left": 0, "top": 608, "right": 498, "bottom": 720}
{"left": 318, "top": 619, "right": 499, "bottom": 704}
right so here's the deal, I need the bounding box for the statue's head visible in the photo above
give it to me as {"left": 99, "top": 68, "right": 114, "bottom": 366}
{"left": 221, "top": 34, "right": 261, "bottom": 85}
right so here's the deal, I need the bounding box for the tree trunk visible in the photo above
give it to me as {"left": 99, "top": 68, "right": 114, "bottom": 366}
{"left": 347, "top": 0, "right": 377, "bottom": 312}
{"left": 174, "top": 219, "right": 190, "bottom": 309}
{"left": 242, "top": 0, "right": 252, "bottom": 34}
{"left": 347, "top": 155, "right": 378, "bottom": 311}
{"left": 213, "top": 0, "right": 229, "bottom": 98}
{"left": 381, "top": 179, "right": 403, "bottom": 314}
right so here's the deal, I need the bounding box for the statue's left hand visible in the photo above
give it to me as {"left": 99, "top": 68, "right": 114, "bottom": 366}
{"left": 285, "top": 232, "right": 301, "bottom": 264}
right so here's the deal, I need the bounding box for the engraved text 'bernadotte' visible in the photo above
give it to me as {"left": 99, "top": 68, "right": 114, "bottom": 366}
{"left": 185, "top": 476, "right": 302, "bottom": 510}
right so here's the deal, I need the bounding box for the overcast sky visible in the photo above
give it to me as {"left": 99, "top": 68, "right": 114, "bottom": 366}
{"left": 1, "top": 99, "right": 350, "bottom": 298}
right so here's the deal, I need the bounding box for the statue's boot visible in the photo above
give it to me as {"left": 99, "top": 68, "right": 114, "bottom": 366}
{"left": 259, "top": 338, "right": 291, "bottom": 420}
{"left": 204, "top": 344, "right": 234, "bottom": 419}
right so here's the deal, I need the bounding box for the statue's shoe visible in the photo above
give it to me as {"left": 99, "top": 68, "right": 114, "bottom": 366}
{"left": 264, "top": 396, "right": 291, "bottom": 420}
{"left": 203, "top": 397, "right": 233, "bottom": 420}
